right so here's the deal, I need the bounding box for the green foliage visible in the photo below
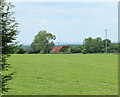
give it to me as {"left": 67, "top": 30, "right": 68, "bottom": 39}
{"left": 27, "top": 50, "right": 35, "bottom": 54}
{"left": 71, "top": 45, "right": 82, "bottom": 53}
{"left": 39, "top": 51, "right": 44, "bottom": 54}
{"left": 83, "top": 37, "right": 104, "bottom": 53}
{"left": 82, "top": 37, "right": 118, "bottom": 54}
{"left": 103, "top": 39, "right": 111, "bottom": 47}
{"left": 31, "top": 30, "right": 56, "bottom": 54}
{"left": 82, "top": 48, "right": 87, "bottom": 54}
{"left": 16, "top": 48, "right": 25, "bottom": 54}
{"left": 50, "top": 52, "right": 58, "bottom": 54}
{"left": 108, "top": 43, "right": 118, "bottom": 53}
{"left": 64, "top": 48, "right": 71, "bottom": 54}
{"left": 20, "top": 45, "right": 31, "bottom": 51}
{"left": 12, "top": 37, "right": 118, "bottom": 54}
{"left": 0, "top": 0, "right": 18, "bottom": 93}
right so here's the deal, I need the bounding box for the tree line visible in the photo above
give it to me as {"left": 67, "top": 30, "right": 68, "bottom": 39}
{"left": 70, "top": 37, "right": 119, "bottom": 54}
{"left": 14, "top": 31, "right": 120, "bottom": 54}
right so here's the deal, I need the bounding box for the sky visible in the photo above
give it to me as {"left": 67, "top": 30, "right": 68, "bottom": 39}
{"left": 10, "top": 1, "right": 118, "bottom": 45}
{"left": 6, "top": 0, "right": 119, "bottom": 2}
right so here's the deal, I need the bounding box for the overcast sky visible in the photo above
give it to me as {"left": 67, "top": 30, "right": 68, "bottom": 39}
{"left": 10, "top": 1, "right": 118, "bottom": 45}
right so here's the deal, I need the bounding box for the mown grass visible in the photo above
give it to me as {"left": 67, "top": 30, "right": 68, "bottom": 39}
{"left": 4, "top": 54, "right": 118, "bottom": 95}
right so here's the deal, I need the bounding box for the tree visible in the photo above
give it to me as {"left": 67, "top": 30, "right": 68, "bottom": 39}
{"left": 16, "top": 48, "right": 25, "bottom": 54}
{"left": 0, "top": 0, "right": 18, "bottom": 93}
{"left": 83, "top": 37, "right": 106, "bottom": 53}
{"left": 83, "top": 37, "right": 93, "bottom": 53}
{"left": 118, "top": 43, "right": 120, "bottom": 53}
{"left": 103, "top": 39, "right": 111, "bottom": 47}
{"left": 31, "top": 30, "right": 56, "bottom": 53}
{"left": 44, "top": 41, "right": 55, "bottom": 54}
{"left": 92, "top": 37, "right": 104, "bottom": 53}
{"left": 109, "top": 43, "right": 118, "bottom": 53}
{"left": 82, "top": 48, "right": 87, "bottom": 54}
{"left": 71, "top": 45, "right": 82, "bottom": 53}
{"left": 65, "top": 48, "right": 71, "bottom": 54}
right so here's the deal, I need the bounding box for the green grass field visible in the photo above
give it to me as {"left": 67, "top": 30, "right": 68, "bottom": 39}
{"left": 4, "top": 54, "right": 118, "bottom": 95}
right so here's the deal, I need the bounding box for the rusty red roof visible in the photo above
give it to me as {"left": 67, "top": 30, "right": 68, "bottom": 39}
{"left": 50, "top": 46, "right": 67, "bottom": 53}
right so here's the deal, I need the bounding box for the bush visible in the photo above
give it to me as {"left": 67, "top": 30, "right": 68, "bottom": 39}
{"left": 40, "top": 51, "right": 44, "bottom": 54}
{"left": 64, "top": 48, "right": 71, "bottom": 54}
{"left": 16, "top": 48, "right": 25, "bottom": 54}
{"left": 50, "top": 52, "right": 59, "bottom": 54}
{"left": 27, "top": 50, "right": 35, "bottom": 54}
{"left": 82, "top": 49, "right": 87, "bottom": 54}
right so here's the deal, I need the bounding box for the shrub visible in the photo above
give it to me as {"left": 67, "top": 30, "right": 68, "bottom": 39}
{"left": 27, "top": 50, "right": 35, "bottom": 54}
{"left": 50, "top": 52, "right": 59, "bottom": 54}
{"left": 82, "top": 49, "right": 87, "bottom": 54}
{"left": 64, "top": 48, "right": 71, "bottom": 54}
{"left": 40, "top": 51, "right": 44, "bottom": 54}
{"left": 16, "top": 48, "right": 25, "bottom": 54}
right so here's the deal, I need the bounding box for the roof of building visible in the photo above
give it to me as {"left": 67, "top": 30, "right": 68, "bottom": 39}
{"left": 50, "top": 46, "right": 67, "bottom": 53}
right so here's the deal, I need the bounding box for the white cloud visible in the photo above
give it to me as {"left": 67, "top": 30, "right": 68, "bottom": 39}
{"left": 6, "top": 0, "right": 119, "bottom": 2}
{"left": 15, "top": 3, "right": 117, "bottom": 18}
{"left": 10, "top": 1, "right": 117, "bottom": 44}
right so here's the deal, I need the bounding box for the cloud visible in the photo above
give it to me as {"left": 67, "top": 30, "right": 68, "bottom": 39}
{"left": 14, "top": 2, "right": 117, "bottom": 19}
{"left": 6, "top": 0, "right": 118, "bottom": 2}
{"left": 11, "top": 2, "right": 117, "bottom": 44}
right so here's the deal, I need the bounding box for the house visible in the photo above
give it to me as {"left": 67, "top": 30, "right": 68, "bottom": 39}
{"left": 50, "top": 46, "right": 67, "bottom": 53}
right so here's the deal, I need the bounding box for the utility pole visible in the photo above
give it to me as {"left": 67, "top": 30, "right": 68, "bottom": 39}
{"left": 58, "top": 42, "right": 59, "bottom": 54}
{"left": 105, "top": 29, "right": 108, "bottom": 53}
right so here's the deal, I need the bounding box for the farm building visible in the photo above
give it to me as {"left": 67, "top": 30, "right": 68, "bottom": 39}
{"left": 50, "top": 46, "right": 67, "bottom": 53}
